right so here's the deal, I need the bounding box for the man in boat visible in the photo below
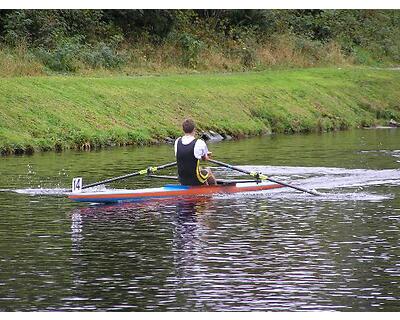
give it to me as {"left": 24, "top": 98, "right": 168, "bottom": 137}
{"left": 175, "top": 119, "right": 217, "bottom": 186}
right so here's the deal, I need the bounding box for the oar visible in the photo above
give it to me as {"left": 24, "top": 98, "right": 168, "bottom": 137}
{"left": 80, "top": 161, "right": 177, "bottom": 190}
{"left": 208, "top": 159, "right": 320, "bottom": 196}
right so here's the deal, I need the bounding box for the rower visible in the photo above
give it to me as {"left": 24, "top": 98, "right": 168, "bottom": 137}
{"left": 175, "top": 119, "right": 217, "bottom": 186}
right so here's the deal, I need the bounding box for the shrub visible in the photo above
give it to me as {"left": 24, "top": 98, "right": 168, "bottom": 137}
{"left": 177, "top": 32, "right": 204, "bottom": 68}
{"left": 294, "top": 36, "right": 324, "bottom": 63}
{"left": 35, "top": 38, "right": 126, "bottom": 72}
{"left": 82, "top": 42, "right": 126, "bottom": 69}
{"left": 35, "top": 38, "right": 83, "bottom": 72}
{"left": 240, "top": 47, "right": 257, "bottom": 68}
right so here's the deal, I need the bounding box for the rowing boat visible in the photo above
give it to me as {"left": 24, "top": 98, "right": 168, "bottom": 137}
{"left": 68, "top": 181, "right": 284, "bottom": 204}
{"left": 68, "top": 159, "right": 319, "bottom": 204}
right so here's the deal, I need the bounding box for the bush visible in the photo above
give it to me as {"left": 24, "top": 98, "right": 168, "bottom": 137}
{"left": 240, "top": 47, "right": 257, "bottom": 68}
{"left": 36, "top": 38, "right": 83, "bottom": 72}
{"left": 177, "top": 32, "right": 204, "bottom": 68}
{"left": 294, "top": 36, "right": 324, "bottom": 63}
{"left": 82, "top": 42, "right": 126, "bottom": 69}
{"left": 35, "top": 38, "right": 126, "bottom": 72}
{"left": 352, "top": 47, "right": 376, "bottom": 65}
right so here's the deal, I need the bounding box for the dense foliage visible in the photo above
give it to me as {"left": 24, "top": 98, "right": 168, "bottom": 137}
{"left": 0, "top": 9, "right": 399, "bottom": 74}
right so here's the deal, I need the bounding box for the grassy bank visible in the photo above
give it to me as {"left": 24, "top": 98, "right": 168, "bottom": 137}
{"left": 1, "top": 67, "right": 400, "bottom": 155}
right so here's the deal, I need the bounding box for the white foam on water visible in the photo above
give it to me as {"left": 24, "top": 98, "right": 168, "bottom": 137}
{"left": 213, "top": 165, "right": 399, "bottom": 202}
{"left": 270, "top": 190, "right": 392, "bottom": 202}
{"left": 226, "top": 166, "right": 400, "bottom": 186}
{"left": 214, "top": 187, "right": 392, "bottom": 202}
{"left": 11, "top": 184, "right": 108, "bottom": 196}
{"left": 13, "top": 188, "right": 70, "bottom": 196}
{"left": 360, "top": 149, "right": 400, "bottom": 158}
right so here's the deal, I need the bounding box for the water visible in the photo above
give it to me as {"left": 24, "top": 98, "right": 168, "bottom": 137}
{"left": 0, "top": 129, "right": 399, "bottom": 311}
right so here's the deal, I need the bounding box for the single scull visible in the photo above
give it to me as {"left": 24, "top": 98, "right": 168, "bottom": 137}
{"left": 68, "top": 158, "right": 319, "bottom": 204}
{"left": 68, "top": 180, "right": 284, "bottom": 204}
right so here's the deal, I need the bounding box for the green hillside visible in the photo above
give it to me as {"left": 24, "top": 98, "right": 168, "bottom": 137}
{"left": 1, "top": 67, "right": 399, "bottom": 155}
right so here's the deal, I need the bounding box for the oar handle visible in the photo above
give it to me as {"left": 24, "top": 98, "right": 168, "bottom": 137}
{"left": 208, "top": 158, "right": 320, "bottom": 196}
{"left": 81, "top": 161, "right": 177, "bottom": 190}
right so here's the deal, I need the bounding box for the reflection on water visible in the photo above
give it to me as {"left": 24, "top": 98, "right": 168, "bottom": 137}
{"left": 0, "top": 129, "right": 400, "bottom": 311}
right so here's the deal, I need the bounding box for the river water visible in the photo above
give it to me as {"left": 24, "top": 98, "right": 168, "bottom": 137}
{"left": 0, "top": 129, "right": 399, "bottom": 311}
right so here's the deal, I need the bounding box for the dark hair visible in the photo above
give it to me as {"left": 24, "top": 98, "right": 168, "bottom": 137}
{"left": 182, "top": 118, "right": 195, "bottom": 133}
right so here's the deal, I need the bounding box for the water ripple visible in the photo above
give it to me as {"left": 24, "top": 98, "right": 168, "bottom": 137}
{"left": 1, "top": 131, "right": 400, "bottom": 311}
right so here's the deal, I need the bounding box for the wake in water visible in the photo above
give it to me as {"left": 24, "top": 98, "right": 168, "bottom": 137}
{"left": 216, "top": 188, "right": 392, "bottom": 202}
{"left": 223, "top": 165, "right": 400, "bottom": 188}
{"left": 360, "top": 149, "right": 400, "bottom": 162}
{"left": 214, "top": 165, "right": 399, "bottom": 201}
{"left": 8, "top": 185, "right": 107, "bottom": 196}
{"left": 13, "top": 188, "right": 70, "bottom": 196}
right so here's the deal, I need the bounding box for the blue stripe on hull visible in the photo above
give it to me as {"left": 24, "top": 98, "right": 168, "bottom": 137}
{"left": 71, "top": 185, "right": 190, "bottom": 203}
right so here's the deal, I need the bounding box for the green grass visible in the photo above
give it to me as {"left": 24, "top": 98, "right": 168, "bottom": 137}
{"left": 1, "top": 67, "right": 400, "bottom": 155}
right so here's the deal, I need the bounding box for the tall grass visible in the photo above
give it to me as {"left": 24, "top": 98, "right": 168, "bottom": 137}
{"left": 0, "top": 35, "right": 354, "bottom": 77}
{"left": 0, "top": 45, "right": 45, "bottom": 76}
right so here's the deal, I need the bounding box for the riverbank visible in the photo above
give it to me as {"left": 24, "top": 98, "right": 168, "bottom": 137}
{"left": 1, "top": 67, "right": 400, "bottom": 155}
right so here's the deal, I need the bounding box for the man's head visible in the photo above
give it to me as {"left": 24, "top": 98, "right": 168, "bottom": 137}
{"left": 182, "top": 118, "right": 195, "bottom": 134}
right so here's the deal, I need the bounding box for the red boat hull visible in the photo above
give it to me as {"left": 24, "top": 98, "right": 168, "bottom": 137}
{"left": 68, "top": 182, "right": 283, "bottom": 204}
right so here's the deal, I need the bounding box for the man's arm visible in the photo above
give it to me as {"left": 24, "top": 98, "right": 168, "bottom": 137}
{"left": 201, "top": 151, "right": 212, "bottom": 161}
{"left": 194, "top": 139, "right": 211, "bottom": 160}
